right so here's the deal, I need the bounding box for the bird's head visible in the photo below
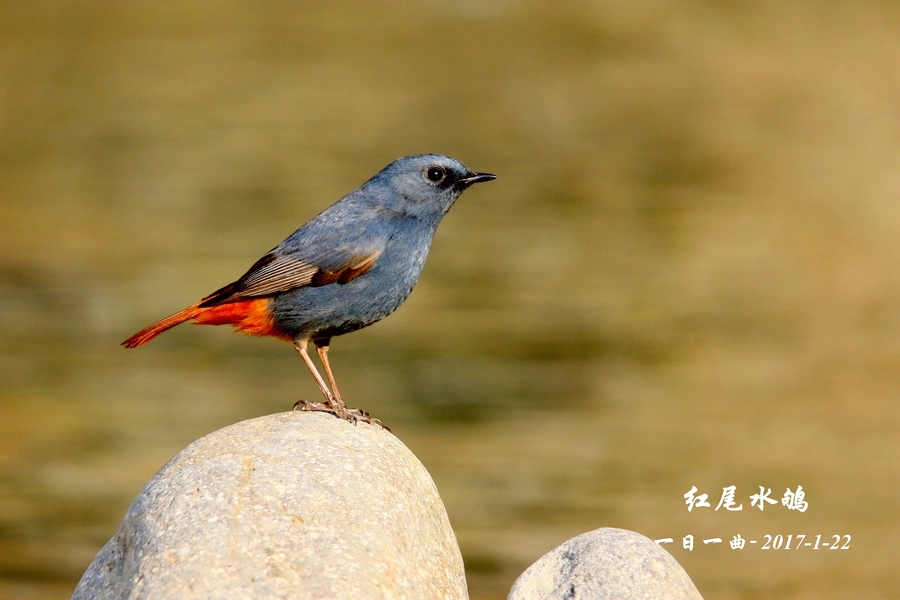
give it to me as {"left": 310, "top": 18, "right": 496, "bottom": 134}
{"left": 367, "top": 154, "right": 496, "bottom": 220}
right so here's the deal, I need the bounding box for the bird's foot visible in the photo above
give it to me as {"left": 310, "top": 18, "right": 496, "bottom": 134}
{"left": 293, "top": 399, "right": 330, "bottom": 412}
{"left": 292, "top": 400, "right": 389, "bottom": 431}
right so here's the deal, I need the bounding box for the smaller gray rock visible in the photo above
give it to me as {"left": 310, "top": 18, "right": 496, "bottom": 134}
{"left": 73, "top": 411, "right": 467, "bottom": 600}
{"left": 508, "top": 528, "right": 702, "bottom": 600}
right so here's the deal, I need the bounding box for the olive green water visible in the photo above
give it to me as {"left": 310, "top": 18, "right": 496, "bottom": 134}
{"left": 2, "top": 2, "right": 899, "bottom": 598}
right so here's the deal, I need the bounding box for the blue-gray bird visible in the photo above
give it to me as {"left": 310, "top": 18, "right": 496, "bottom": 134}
{"left": 122, "top": 154, "right": 496, "bottom": 424}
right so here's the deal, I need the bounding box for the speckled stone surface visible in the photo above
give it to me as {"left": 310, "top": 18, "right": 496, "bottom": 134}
{"left": 72, "top": 411, "right": 468, "bottom": 600}
{"left": 508, "top": 527, "right": 702, "bottom": 600}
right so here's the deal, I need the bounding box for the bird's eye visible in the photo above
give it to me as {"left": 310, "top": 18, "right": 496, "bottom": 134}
{"left": 426, "top": 166, "right": 446, "bottom": 183}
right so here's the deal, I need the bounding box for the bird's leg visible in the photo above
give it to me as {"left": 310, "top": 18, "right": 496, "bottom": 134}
{"left": 315, "top": 340, "right": 345, "bottom": 406}
{"left": 314, "top": 339, "right": 377, "bottom": 423}
{"left": 291, "top": 338, "right": 383, "bottom": 428}
{"left": 291, "top": 338, "right": 362, "bottom": 424}
{"left": 293, "top": 339, "right": 335, "bottom": 410}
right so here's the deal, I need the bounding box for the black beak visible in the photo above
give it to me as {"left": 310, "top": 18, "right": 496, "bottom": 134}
{"left": 460, "top": 172, "right": 497, "bottom": 186}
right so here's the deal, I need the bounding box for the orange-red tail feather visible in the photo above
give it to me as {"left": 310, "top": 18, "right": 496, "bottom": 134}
{"left": 122, "top": 303, "right": 204, "bottom": 348}
{"left": 122, "top": 298, "right": 291, "bottom": 349}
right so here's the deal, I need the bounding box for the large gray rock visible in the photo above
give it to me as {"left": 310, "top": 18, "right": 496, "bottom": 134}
{"left": 73, "top": 411, "right": 468, "bottom": 600}
{"left": 508, "top": 528, "right": 702, "bottom": 600}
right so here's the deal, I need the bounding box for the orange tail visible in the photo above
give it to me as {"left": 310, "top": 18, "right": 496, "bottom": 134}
{"left": 122, "top": 298, "right": 291, "bottom": 349}
{"left": 122, "top": 303, "right": 204, "bottom": 348}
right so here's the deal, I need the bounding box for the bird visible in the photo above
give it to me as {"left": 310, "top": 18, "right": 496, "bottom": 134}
{"left": 122, "top": 154, "right": 496, "bottom": 425}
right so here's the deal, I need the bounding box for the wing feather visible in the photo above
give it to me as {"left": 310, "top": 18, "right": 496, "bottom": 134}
{"left": 198, "top": 250, "right": 382, "bottom": 307}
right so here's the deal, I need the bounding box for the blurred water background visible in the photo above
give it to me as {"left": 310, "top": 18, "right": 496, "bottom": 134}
{"left": 1, "top": 1, "right": 899, "bottom": 598}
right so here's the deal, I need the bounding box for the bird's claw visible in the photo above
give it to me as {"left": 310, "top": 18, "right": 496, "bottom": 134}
{"left": 292, "top": 399, "right": 388, "bottom": 431}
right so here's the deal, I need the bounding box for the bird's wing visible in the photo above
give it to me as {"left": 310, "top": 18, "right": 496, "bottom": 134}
{"left": 198, "top": 199, "right": 396, "bottom": 307}
{"left": 198, "top": 249, "right": 382, "bottom": 307}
